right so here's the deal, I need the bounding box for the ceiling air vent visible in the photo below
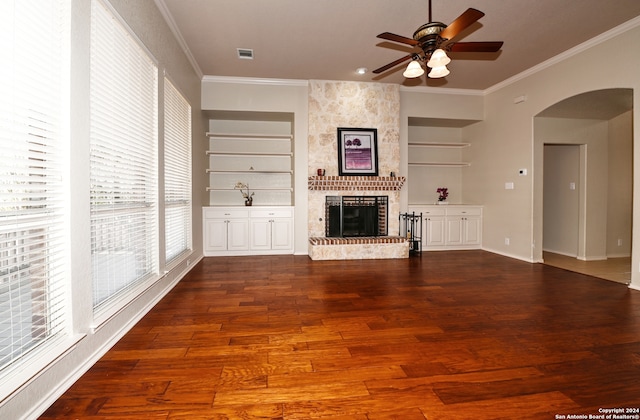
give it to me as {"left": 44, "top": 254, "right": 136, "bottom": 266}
{"left": 237, "top": 48, "right": 254, "bottom": 60}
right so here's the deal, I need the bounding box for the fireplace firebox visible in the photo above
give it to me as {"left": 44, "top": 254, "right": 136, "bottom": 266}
{"left": 325, "top": 196, "right": 388, "bottom": 237}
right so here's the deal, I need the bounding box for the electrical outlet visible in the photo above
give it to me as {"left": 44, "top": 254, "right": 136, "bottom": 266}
{"left": 505, "top": 237, "right": 510, "bottom": 245}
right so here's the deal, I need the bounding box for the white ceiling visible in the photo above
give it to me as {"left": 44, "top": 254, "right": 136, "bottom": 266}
{"left": 158, "top": 0, "right": 640, "bottom": 91}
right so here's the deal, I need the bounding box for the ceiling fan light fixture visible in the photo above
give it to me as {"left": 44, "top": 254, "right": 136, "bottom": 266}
{"left": 428, "top": 65, "right": 450, "bottom": 78}
{"left": 426, "top": 48, "right": 451, "bottom": 68}
{"left": 403, "top": 60, "right": 425, "bottom": 78}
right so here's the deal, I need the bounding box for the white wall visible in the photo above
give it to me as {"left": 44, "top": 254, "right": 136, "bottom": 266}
{"left": 543, "top": 144, "right": 581, "bottom": 257}
{"left": 608, "top": 110, "right": 633, "bottom": 257}
{"left": 466, "top": 20, "right": 640, "bottom": 289}
{"left": 5, "top": 1, "right": 205, "bottom": 418}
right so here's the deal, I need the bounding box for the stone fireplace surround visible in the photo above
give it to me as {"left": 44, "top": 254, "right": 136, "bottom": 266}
{"left": 307, "top": 81, "right": 404, "bottom": 260}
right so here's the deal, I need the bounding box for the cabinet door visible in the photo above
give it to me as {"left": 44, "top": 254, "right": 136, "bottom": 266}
{"left": 463, "top": 216, "right": 481, "bottom": 245}
{"left": 204, "top": 219, "right": 228, "bottom": 252}
{"left": 250, "top": 218, "right": 272, "bottom": 251}
{"left": 271, "top": 218, "right": 293, "bottom": 250}
{"left": 445, "top": 217, "right": 464, "bottom": 246}
{"left": 424, "top": 216, "right": 446, "bottom": 247}
{"left": 227, "top": 219, "right": 250, "bottom": 251}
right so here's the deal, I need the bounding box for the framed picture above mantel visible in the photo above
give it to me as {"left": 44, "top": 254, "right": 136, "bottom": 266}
{"left": 337, "top": 127, "right": 378, "bottom": 176}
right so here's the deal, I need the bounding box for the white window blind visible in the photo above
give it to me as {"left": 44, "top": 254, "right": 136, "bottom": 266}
{"left": 0, "top": 0, "right": 69, "bottom": 372}
{"left": 90, "top": 0, "right": 158, "bottom": 310}
{"left": 164, "top": 78, "right": 192, "bottom": 263}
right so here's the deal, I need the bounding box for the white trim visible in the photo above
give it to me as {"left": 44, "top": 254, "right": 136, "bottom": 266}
{"left": 399, "top": 85, "right": 484, "bottom": 96}
{"left": 202, "top": 75, "right": 309, "bottom": 87}
{"left": 484, "top": 15, "right": 640, "bottom": 95}
{"left": 154, "top": 0, "right": 203, "bottom": 79}
{"left": 482, "top": 246, "right": 537, "bottom": 263}
{"left": 0, "top": 334, "right": 85, "bottom": 407}
{"left": 90, "top": 273, "right": 163, "bottom": 332}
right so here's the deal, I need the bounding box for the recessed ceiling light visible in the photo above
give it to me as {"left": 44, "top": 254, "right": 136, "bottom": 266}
{"left": 356, "top": 67, "right": 368, "bottom": 75}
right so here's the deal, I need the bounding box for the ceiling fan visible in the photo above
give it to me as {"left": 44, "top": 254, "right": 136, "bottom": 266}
{"left": 373, "top": 0, "right": 503, "bottom": 79}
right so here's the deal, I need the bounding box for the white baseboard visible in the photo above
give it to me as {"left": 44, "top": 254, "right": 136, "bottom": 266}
{"left": 481, "top": 247, "right": 537, "bottom": 263}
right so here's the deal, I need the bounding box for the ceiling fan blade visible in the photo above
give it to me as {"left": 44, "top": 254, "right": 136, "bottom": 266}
{"left": 377, "top": 32, "right": 418, "bottom": 46}
{"left": 372, "top": 54, "right": 413, "bottom": 74}
{"left": 449, "top": 41, "right": 503, "bottom": 53}
{"left": 439, "top": 8, "right": 484, "bottom": 41}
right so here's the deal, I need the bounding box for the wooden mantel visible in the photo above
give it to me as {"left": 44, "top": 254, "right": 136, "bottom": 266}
{"left": 308, "top": 176, "right": 406, "bottom": 191}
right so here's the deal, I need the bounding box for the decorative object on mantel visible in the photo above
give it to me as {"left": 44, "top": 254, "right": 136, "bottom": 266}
{"left": 317, "top": 168, "right": 325, "bottom": 176}
{"left": 337, "top": 127, "right": 378, "bottom": 176}
{"left": 308, "top": 175, "right": 405, "bottom": 191}
{"left": 235, "top": 182, "right": 254, "bottom": 206}
{"left": 437, "top": 187, "right": 448, "bottom": 204}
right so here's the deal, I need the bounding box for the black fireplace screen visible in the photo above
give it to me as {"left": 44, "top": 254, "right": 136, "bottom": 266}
{"left": 325, "top": 196, "right": 388, "bottom": 237}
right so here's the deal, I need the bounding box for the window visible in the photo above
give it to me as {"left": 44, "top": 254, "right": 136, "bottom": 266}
{"left": 164, "top": 78, "right": 192, "bottom": 263}
{"left": 89, "top": 0, "right": 158, "bottom": 311}
{"left": 0, "top": 0, "right": 69, "bottom": 373}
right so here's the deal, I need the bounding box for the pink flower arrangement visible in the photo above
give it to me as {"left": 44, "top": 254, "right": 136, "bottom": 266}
{"left": 437, "top": 187, "right": 448, "bottom": 202}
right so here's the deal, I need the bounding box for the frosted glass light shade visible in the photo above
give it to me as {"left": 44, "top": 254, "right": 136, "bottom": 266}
{"left": 428, "top": 65, "right": 450, "bottom": 78}
{"left": 426, "top": 49, "right": 451, "bottom": 68}
{"left": 403, "top": 60, "right": 425, "bottom": 78}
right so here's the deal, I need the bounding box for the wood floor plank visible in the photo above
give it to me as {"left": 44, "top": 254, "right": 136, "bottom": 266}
{"left": 39, "top": 251, "right": 640, "bottom": 419}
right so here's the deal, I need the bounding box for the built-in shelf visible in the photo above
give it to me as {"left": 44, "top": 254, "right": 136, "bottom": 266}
{"left": 308, "top": 176, "right": 406, "bottom": 191}
{"left": 206, "top": 187, "right": 293, "bottom": 192}
{"left": 206, "top": 151, "right": 293, "bottom": 157}
{"left": 409, "top": 162, "right": 471, "bottom": 167}
{"left": 409, "top": 142, "right": 470, "bottom": 148}
{"left": 206, "top": 169, "right": 294, "bottom": 174}
{"left": 408, "top": 142, "right": 471, "bottom": 167}
{"left": 206, "top": 124, "right": 294, "bottom": 206}
{"left": 206, "top": 132, "right": 293, "bottom": 140}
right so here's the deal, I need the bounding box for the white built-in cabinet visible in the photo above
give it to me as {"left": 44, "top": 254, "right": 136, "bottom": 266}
{"left": 204, "top": 208, "right": 250, "bottom": 253}
{"left": 203, "top": 112, "right": 296, "bottom": 256}
{"left": 408, "top": 205, "right": 482, "bottom": 250}
{"left": 203, "top": 207, "right": 294, "bottom": 256}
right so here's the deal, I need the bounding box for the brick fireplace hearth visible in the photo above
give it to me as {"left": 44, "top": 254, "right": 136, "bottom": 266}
{"left": 307, "top": 176, "right": 408, "bottom": 260}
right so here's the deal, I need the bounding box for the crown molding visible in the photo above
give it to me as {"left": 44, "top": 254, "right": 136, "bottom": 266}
{"left": 154, "top": 0, "right": 203, "bottom": 79}
{"left": 484, "top": 15, "right": 640, "bottom": 95}
{"left": 399, "top": 85, "right": 484, "bottom": 96}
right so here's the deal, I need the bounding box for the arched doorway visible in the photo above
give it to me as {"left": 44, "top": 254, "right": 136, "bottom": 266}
{"left": 533, "top": 88, "right": 633, "bottom": 283}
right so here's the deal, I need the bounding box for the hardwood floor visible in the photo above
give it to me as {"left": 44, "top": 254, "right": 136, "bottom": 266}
{"left": 40, "top": 251, "right": 640, "bottom": 419}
